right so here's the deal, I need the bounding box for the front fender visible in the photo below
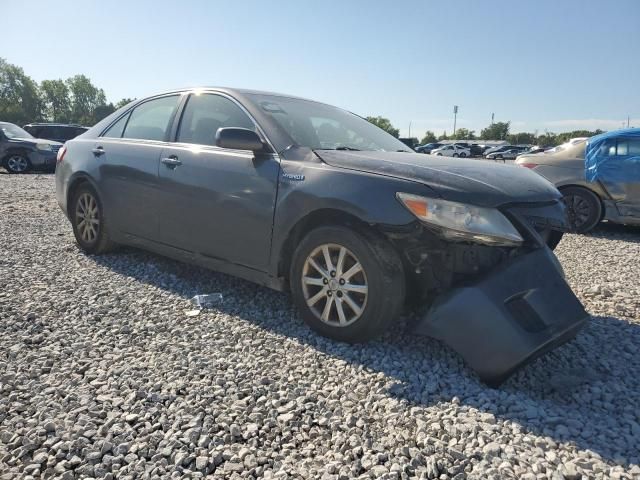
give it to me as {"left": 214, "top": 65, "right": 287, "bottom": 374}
{"left": 269, "top": 150, "right": 436, "bottom": 276}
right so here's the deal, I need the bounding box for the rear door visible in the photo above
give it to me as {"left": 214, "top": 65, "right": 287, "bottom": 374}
{"left": 157, "top": 92, "right": 280, "bottom": 271}
{"left": 599, "top": 137, "right": 640, "bottom": 216}
{"left": 96, "top": 94, "right": 182, "bottom": 240}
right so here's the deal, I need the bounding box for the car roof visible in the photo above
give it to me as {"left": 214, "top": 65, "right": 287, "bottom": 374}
{"left": 147, "top": 86, "right": 335, "bottom": 108}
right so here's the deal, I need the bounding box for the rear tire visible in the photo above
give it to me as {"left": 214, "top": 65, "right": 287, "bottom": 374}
{"left": 290, "top": 226, "right": 405, "bottom": 343}
{"left": 453, "top": 153, "right": 459, "bottom": 158}
{"left": 561, "top": 186, "right": 602, "bottom": 233}
{"left": 70, "top": 183, "right": 115, "bottom": 254}
{"left": 459, "top": 152, "right": 467, "bottom": 158}
{"left": 4, "top": 154, "right": 31, "bottom": 173}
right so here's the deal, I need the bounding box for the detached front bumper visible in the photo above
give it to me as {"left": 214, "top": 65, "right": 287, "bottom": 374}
{"left": 413, "top": 247, "right": 589, "bottom": 386}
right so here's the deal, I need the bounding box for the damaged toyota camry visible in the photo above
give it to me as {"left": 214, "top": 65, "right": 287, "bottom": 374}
{"left": 55, "top": 88, "right": 589, "bottom": 385}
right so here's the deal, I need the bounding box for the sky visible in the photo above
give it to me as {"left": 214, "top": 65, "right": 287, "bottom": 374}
{"left": 3, "top": 0, "right": 639, "bottom": 138}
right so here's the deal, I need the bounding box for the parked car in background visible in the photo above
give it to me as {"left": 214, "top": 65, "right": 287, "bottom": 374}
{"left": 486, "top": 148, "right": 521, "bottom": 161}
{"left": 483, "top": 145, "right": 528, "bottom": 157}
{"left": 0, "top": 122, "right": 62, "bottom": 173}
{"left": 415, "top": 142, "right": 443, "bottom": 154}
{"left": 431, "top": 144, "right": 471, "bottom": 157}
{"left": 523, "top": 145, "right": 551, "bottom": 155}
{"left": 23, "top": 123, "right": 88, "bottom": 143}
{"left": 469, "top": 144, "right": 485, "bottom": 157}
{"left": 516, "top": 131, "right": 640, "bottom": 232}
{"left": 55, "top": 87, "right": 587, "bottom": 385}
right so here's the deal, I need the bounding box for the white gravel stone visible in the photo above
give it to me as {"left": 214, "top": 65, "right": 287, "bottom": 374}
{"left": 0, "top": 174, "right": 639, "bottom": 478}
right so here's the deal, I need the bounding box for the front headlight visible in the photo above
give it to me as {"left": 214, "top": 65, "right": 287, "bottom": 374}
{"left": 396, "top": 193, "right": 523, "bottom": 246}
{"left": 36, "top": 143, "right": 52, "bottom": 151}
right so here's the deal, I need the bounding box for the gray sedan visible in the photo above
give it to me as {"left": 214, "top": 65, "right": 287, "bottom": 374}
{"left": 55, "top": 87, "right": 588, "bottom": 385}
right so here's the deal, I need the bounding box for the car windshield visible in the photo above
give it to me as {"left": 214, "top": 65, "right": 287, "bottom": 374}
{"left": 1, "top": 123, "right": 33, "bottom": 139}
{"left": 246, "top": 94, "right": 412, "bottom": 152}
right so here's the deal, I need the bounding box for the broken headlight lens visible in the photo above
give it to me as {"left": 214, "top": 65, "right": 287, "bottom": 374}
{"left": 396, "top": 193, "right": 523, "bottom": 246}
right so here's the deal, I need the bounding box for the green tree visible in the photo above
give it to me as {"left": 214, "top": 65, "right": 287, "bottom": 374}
{"left": 556, "top": 129, "right": 603, "bottom": 144}
{"left": 0, "top": 58, "right": 42, "bottom": 124}
{"left": 365, "top": 116, "right": 399, "bottom": 138}
{"left": 480, "top": 121, "right": 510, "bottom": 140}
{"left": 93, "top": 103, "right": 116, "bottom": 123}
{"left": 115, "top": 98, "right": 135, "bottom": 109}
{"left": 420, "top": 130, "right": 437, "bottom": 144}
{"left": 507, "top": 132, "right": 536, "bottom": 145}
{"left": 536, "top": 132, "right": 557, "bottom": 147}
{"left": 451, "top": 128, "right": 475, "bottom": 140}
{"left": 40, "top": 79, "right": 71, "bottom": 122}
{"left": 438, "top": 131, "right": 448, "bottom": 141}
{"left": 66, "top": 75, "right": 107, "bottom": 125}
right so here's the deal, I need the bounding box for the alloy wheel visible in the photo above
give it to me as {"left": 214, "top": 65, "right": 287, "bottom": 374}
{"left": 75, "top": 192, "right": 100, "bottom": 243}
{"left": 301, "top": 243, "right": 368, "bottom": 327}
{"left": 7, "top": 155, "right": 28, "bottom": 173}
{"left": 565, "top": 194, "right": 591, "bottom": 230}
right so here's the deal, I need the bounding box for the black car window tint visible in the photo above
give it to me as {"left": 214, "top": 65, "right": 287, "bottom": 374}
{"left": 102, "top": 114, "right": 130, "bottom": 138}
{"left": 122, "top": 95, "right": 180, "bottom": 141}
{"left": 177, "top": 94, "right": 255, "bottom": 146}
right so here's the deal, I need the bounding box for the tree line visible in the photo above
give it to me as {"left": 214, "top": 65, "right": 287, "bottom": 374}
{"left": 1, "top": 56, "right": 606, "bottom": 146}
{"left": 0, "top": 58, "right": 133, "bottom": 127}
{"left": 367, "top": 117, "right": 605, "bottom": 148}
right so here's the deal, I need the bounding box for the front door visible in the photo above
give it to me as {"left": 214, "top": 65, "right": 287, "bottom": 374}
{"left": 158, "top": 93, "right": 280, "bottom": 271}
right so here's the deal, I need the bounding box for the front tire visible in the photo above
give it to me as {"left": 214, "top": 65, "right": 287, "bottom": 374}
{"left": 4, "top": 154, "right": 31, "bottom": 173}
{"left": 290, "top": 226, "right": 405, "bottom": 342}
{"left": 561, "top": 186, "right": 602, "bottom": 233}
{"left": 452, "top": 153, "right": 459, "bottom": 158}
{"left": 70, "top": 183, "right": 115, "bottom": 254}
{"left": 459, "top": 152, "right": 467, "bottom": 158}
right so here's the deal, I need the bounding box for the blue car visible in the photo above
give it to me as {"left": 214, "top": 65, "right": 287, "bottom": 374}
{"left": 516, "top": 129, "right": 640, "bottom": 232}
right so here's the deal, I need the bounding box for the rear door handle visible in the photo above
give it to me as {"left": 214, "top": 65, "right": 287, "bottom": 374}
{"left": 161, "top": 156, "right": 182, "bottom": 168}
{"left": 92, "top": 146, "right": 105, "bottom": 156}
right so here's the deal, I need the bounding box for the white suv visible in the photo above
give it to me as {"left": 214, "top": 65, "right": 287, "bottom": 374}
{"left": 431, "top": 144, "right": 471, "bottom": 157}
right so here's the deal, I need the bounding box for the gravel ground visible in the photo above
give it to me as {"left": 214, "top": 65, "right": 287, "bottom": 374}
{"left": 1, "top": 173, "right": 639, "bottom": 480}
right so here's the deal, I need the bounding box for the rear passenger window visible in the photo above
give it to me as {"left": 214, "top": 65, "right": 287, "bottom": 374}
{"left": 617, "top": 140, "right": 628, "bottom": 156}
{"left": 103, "top": 114, "right": 129, "bottom": 138}
{"left": 122, "top": 95, "right": 180, "bottom": 141}
{"left": 177, "top": 93, "right": 255, "bottom": 146}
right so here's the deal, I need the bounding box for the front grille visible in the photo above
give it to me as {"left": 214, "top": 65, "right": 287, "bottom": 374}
{"left": 50, "top": 145, "right": 61, "bottom": 154}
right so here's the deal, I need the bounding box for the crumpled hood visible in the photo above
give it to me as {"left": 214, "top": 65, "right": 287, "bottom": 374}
{"left": 315, "top": 150, "right": 562, "bottom": 208}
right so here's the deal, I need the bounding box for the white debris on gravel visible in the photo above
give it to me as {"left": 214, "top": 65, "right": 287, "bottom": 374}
{"left": 1, "top": 174, "right": 639, "bottom": 480}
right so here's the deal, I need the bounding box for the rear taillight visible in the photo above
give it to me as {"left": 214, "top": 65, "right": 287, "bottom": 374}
{"left": 56, "top": 145, "right": 67, "bottom": 164}
{"left": 517, "top": 162, "right": 538, "bottom": 169}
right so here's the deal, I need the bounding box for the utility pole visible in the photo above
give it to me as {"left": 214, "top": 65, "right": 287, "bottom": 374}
{"left": 453, "top": 105, "right": 458, "bottom": 136}
{"left": 409, "top": 121, "right": 412, "bottom": 139}
{"left": 491, "top": 112, "right": 495, "bottom": 124}
{"left": 628, "top": 116, "right": 630, "bottom": 128}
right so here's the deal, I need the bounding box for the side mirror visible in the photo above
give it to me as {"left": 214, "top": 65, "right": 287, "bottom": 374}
{"left": 215, "top": 128, "right": 265, "bottom": 152}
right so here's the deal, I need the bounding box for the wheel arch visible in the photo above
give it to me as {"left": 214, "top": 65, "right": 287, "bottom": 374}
{"left": 557, "top": 183, "right": 606, "bottom": 221}
{"left": 65, "top": 173, "right": 101, "bottom": 217}
{"left": 276, "top": 208, "right": 389, "bottom": 281}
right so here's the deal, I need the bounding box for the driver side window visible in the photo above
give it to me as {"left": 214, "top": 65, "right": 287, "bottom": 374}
{"left": 177, "top": 93, "right": 255, "bottom": 146}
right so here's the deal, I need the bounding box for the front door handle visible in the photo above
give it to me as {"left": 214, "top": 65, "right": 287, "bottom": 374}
{"left": 92, "top": 146, "right": 105, "bottom": 156}
{"left": 161, "top": 156, "right": 182, "bottom": 168}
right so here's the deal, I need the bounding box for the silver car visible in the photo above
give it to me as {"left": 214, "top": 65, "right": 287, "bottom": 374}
{"left": 515, "top": 135, "right": 640, "bottom": 232}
